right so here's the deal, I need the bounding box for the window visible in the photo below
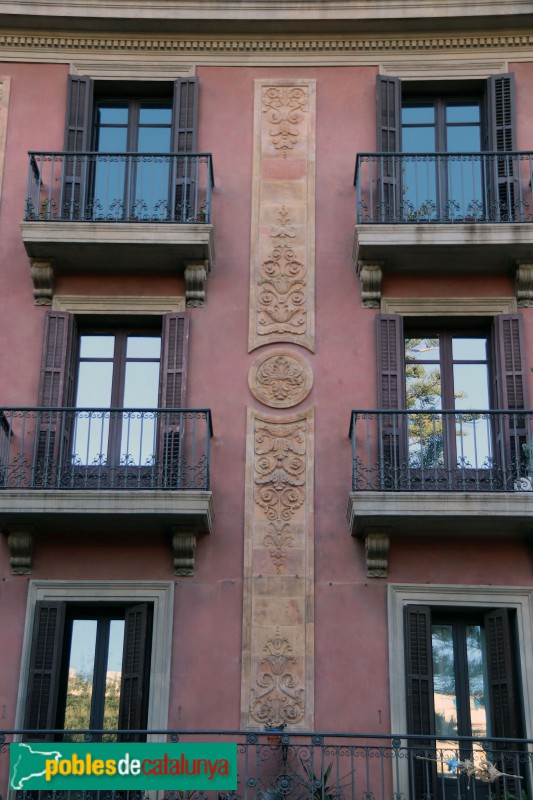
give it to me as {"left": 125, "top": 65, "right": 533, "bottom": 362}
{"left": 376, "top": 74, "right": 516, "bottom": 221}
{"left": 377, "top": 314, "right": 529, "bottom": 488}
{"left": 36, "top": 310, "right": 189, "bottom": 487}
{"left": 405, "top": 605, "right": 523, "bottom": 800}
{"left": 405, "top": 330, "right": 491, "bottom": 471}
{"left": 73, "top": 329, "right": 162, "bottom": 466}
{"left": 93, "top": 99, "right": 173, "bottom": 218}
{"left": 401, "top": 96, "right": 482, "bottom": 219}
{"left": 24, "top": 602, "right": 152, "bottom": 740}
{"left": 17, "top": 581, "right": 173, "bottom": 739}
{"left": 63, "top": 76, "right": 198, "bottom": 221}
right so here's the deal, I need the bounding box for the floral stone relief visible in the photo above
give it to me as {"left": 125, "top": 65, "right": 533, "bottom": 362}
{"left": 249, "top": 349, "right": 313, "bottom": 408}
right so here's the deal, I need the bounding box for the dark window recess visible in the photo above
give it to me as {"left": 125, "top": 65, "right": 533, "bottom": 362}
{"left": 375, "top": 74, "right": 517, "bottom": 221}
{"left": 376, "top": 314, "right": 528, "bottom": 487}
{"left": 36, "top": 310, "right": 189, "bottom": 486}
{"left": 404, "top": 605, "right": 523, "bottom": 800}
{"left": 63, "top": 76, "right": 198, "bottom": 221}
{"left": 24, "top": 601, "right": 152, "bottom": 741}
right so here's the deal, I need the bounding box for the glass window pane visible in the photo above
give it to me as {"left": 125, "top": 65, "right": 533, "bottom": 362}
{"left": 137, "top": 127, "right": 171, "bottom": 154}
{"left": 79, "top": 335, "right": 115, "bottom": 359}
{"left": 139, "top": 105, "right": 172, "bottom": 125}
{"left": 406, "top": 337, "right": 440, "bottom": 362}
{"left": 127, "top": 336, "right": 161, "bottom": 358}
{"left": 97, "top": 106, "right": 129, "bottom": 125}
{"left": 432, "top": 624, "right": 458, "bottom": 738}
{"left": 452, "top": 337, "right": 487, "bottom": 361}
{"left": 402, "top": 104, "right": 435, "bottom": 124}
{"left": 123, "top": 362, "right": 160, "bottom": 407}
{"left": 75, "top": 362, "right": 113, "bottom": 408}
{"left": 447, "top": 103, "right": 480, "bottom": 124}
{"left": 95, "top": 127, "right": 128, "bottom": 153}
{"left": 467, "top": 625, "right": 489, "bottom": 739}
{"left": 103, "top": 619, "right": 125, "bottom": 739}
{"left": 64, "top": 619, "right": 97, "bottom": 739}
{"left": 447, "top": 126, "right": 481, "bottom": 153}
{"left": 402, "top": 126, "right": 436, "bottom": 153}
{"left": 453, "top": 364, "right": 490, "bottom": 409}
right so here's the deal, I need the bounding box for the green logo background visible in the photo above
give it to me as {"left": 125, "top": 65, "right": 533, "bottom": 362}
{"left": 10, "top": 742, "right": 237, "bottom": 790}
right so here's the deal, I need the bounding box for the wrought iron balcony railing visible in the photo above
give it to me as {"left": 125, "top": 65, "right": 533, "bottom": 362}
{"left": 1, "top": 729, "right": 531, "bottom": 800}
{"left": 350, "top": 409, "right": 533, "bottom": 492}
{"left": 0, "top": 408, "right": 212, "bottom": 490}
{"left": 25, "top": 151, "right": 214, "bottom": 223}
{"left": 354, "top": 151, "right": 533, "bottom": 224}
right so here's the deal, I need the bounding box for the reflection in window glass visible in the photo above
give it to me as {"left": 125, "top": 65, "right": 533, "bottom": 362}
{"left": 466, "top": 625, "right": 489, "bottom": 739}
{"left": 103, "top": 620, "right": 125, "bottom": 740}
{"left": 432, "top": 624, "right": 458, "bottom": 738}
{"left": 64, "top": 620, "right": 97, "bottom": 740}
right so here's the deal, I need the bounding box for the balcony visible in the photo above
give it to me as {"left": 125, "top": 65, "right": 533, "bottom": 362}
{"left": 353, "top": 152, "right": 533, "bottom": 281}
{"left": 347, "top": 410, "right": 533, "bottom": 564}
{"left": 0, "top": 408, "right": 214, "bottom": 574}
{"left": 20, "top": 152, "right": 215, "bottom": 306}
{"left": 1, "top": 729, "right": 532, "bottom": 800}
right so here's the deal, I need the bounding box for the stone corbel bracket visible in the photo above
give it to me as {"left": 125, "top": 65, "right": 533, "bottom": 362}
{"left": 364, "top": 528, "right": 391, "bottom": 578}
{"left": 184, "top": 260, "right": 209, "bottom": 307}
{"left": 4, "top": 526, "right": 35, "bottom": 574}
{"left": 171, "top": 524, "right": 203, "bottom": 575}
{"left": 30, "top": 259, "right": 54, "bottom": 306}
{"left": 516, "top": 261, "right": 533, "bottom": 307}
{"left": 356, "top": 260, "right": 383, "bottom": 308}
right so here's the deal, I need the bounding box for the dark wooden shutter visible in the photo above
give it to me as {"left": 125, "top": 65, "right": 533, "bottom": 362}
{"left": 376, "top": 76, "right": 401, "bottom": 222}
{"left": 404, "top": 605, "right": 437, "bottom": 800}
{"left": 24, "top": 602, "right": 66, "bottom": 740}
{"left": 377, "top": 314, "right": 405, "bottom": 486}
{"left": 493, "top": 314, "right": 528, "bottom": 485}
{"left": 485, "top": 609, "right": 519, "bottom": 741}
{"left": 118, "top": 603, "right": 152, "bottom": 739}
{"left": 487, "top": 74, "right": 517, "bottom": 221}
{"left": 171, "top": 78, "right": 199, "bottom": 221}
{"left": 158, "top": 312, "right": 190, "bottom": 486}
{"left": 63, "top": 75, "right": 93, "bottom": 220}
{"left": 37, "top": 312, "right": 77, "bottom": 487}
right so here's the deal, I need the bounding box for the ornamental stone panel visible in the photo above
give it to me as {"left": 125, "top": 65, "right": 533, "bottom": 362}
{"left": 241, "top": 408, "right": 314, "bottom": 730}
{"left": 248, "top": 79, "right": 316, "bottom": 352}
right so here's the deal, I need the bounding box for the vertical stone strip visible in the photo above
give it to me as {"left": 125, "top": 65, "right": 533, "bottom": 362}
{"left": 241, "top": 408, "right": 314, "bottom": 729}
{"left": 248, "top": 80, "right": 316, "bottom": 352}
{"left": 0, "top": 78, "right": 11, "bottom": 208}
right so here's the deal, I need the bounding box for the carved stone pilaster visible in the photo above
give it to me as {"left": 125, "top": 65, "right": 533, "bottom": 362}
{"left": 364, "top": 529, "right": 390, "bottom": 578}
{"left": 516, "top": 261, "right": 533, "bottom": 307}
{"left": 30, "top": 259, "right": 54, "bottom": 305}
{"left": 171, "top": 525, "right": 199, "bottom": 575}
{"left": 184, "top": 260, "right": 208, "bottom": 307}
{"left": 356, "top": 261, "right": 383, "bottom": 308}
{"left": 6, "top": 526, "right": 34, "bottom": 574}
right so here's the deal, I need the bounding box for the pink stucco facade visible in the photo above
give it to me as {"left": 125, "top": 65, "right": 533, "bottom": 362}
{"left": 1, "top": 7, "right": 533, "bottom": 798}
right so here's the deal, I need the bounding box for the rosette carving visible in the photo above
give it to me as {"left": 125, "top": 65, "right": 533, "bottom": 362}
{"left": 249, "top": 349, "right": 313, "bottom": 408}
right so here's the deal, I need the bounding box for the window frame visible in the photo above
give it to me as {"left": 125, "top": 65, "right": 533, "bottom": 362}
{"left": 14, "top": 581, "right": 174, "bottom": 738}
{"left": 388, "top": 584, "right": 533, "bottom": 743}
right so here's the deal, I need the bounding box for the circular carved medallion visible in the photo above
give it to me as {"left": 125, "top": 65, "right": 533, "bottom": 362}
{"left": 249, "top": 350, "right": 313, "bottom": 408}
